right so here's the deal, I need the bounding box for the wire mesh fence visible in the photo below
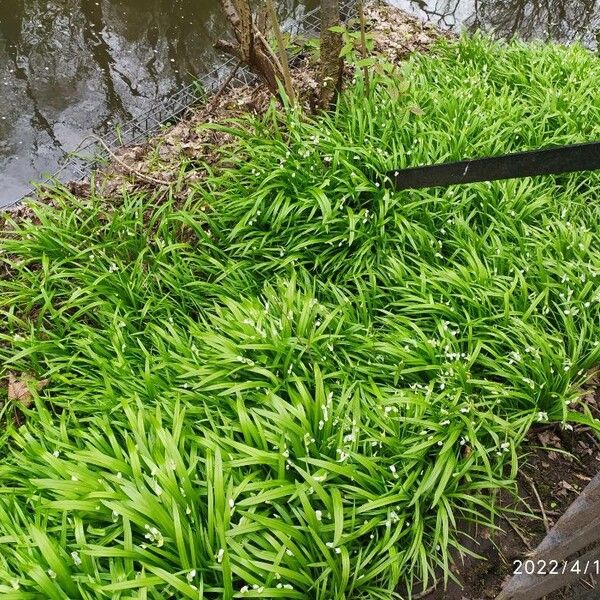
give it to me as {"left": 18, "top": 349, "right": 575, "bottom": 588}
{"left": 10, "top": 0, "right": 356, "bottom": 209}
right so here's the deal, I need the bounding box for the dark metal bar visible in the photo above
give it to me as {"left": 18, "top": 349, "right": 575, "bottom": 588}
{"left": 388, "top": 142, "right": 600, "bottom": 190}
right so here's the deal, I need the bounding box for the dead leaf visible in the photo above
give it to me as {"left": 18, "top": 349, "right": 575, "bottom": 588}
{"left": 7, "top": 373, "right": 49, "bottom": 408}
{"left": 538, "top": 430, "right": 561, "bottom": 448}
{"left": 559, "top": 480, "right": 575, "bottom": 492}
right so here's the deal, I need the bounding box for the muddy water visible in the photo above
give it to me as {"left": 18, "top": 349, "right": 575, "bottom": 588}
{"left": 0, "top": 0, "right": 599, "bottom": 206}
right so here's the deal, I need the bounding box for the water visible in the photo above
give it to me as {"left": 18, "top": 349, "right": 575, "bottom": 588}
{"left": 1, "top": 0, "right": 598, "bottom": 207}
{"left": 0, "top": 0, "right": 319, "bottom": 206}
{"left": 392, "top": 0, "right": 600, "bottom": 47}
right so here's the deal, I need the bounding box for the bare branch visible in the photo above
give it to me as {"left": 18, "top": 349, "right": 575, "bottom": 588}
{"left": 265, "top": 0, "right": 296, "bottom": 103}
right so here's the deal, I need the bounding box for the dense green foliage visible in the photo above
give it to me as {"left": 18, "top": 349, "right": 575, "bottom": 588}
{"left": 0, "top": 35, "right": 599, "bottom": 599}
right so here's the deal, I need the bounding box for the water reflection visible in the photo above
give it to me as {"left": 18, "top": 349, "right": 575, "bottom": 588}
{"left": 393, "top": 0, "right": 600, "bottom": 46}
{"left": 0, "top": 0, "right": 598, "bottom": 206}
{"left": 0, "top": 0, "right": 315, "bottom": 204}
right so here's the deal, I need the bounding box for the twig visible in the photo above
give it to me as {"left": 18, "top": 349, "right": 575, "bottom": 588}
{"left": 204, "top": 61, "right": 242, "bottom": 115}
{"left": 51, "top": 65, "right": 244, "bottom": 192}
{"left": 64, "top": 134, "right": 171, "bottom": 186}
{"left": 521, "top": 471, "right": 551, "bottom": 534}
{"left": 504, "top": 516, "right": 533, "bottom": 551}
{"left": 358, "top": 0, "right": 370, "bottom": 96}
{"left": 530, "top": 507, "right": 562, "bottom": 517}
{"left": 581, "top": 576, "right": 595, "bottom": 589}
{"left": 584, "top": 431, "right": 600, "bottom": 448}
{"left": 413, "top": 583, "right": 438, "bottom": 599}
{"left": 264, "top": 0, "right": 296, "bottom": 103}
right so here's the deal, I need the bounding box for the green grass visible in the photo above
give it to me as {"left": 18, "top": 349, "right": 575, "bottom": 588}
{"left": 0, "top": 34, "right": 599, "bottom": 599}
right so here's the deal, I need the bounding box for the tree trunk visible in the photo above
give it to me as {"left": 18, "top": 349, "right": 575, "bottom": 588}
{"left": 320, "top": 0, "right": 343, "bottom": 108}
{"left": 217, "top": 0, "right": 282, "bottom": 94}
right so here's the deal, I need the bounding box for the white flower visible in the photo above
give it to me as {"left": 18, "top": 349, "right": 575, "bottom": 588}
{"left": 144, "top": 525, "right": 164, "bottom": 547}
{"left": 537, "top": 411, "right": 549, "bottom": 422}
{"left": 508, "top": 351, "right": 522, "bottom": 365}
{"left": 216, "top": 548, "right": 225, "bottom": 563}
{"left": 228, "top": 498, "right": 235, "bottom": 510}
{"left": 71, "top": 551, "right": 82, "bottom": 566}
{"left": 315, "top": 510, "right": 322, "bottom": 521}
{"left": 187, "top": 569, "right": 196, "bottom": 582}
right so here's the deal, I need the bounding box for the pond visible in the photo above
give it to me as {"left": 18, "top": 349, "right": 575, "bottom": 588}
{"left": 1, "top": 0, "right": 599, "bottom": 207}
